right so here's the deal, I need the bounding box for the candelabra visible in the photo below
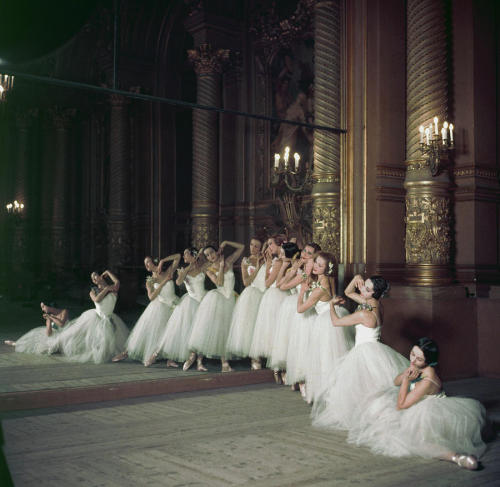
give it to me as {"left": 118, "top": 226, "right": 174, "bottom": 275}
{"left": 0, "top": 74, "right": 14, "bottom": 101}
{"left": 271, "top": 147, "right": 313, "bottom": 242}
{"left": 418, "top": 117, "right": 454, "bottom": 176}
{"left": 6, "top": 200, "right": 24, "bottom": 214}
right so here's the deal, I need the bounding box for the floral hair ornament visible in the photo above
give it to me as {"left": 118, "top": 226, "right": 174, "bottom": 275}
{"left": 192, "top": 249, "right": 198, "bottom": 258}
{"left": 328, "top": 262, "right": 334, "bottom": 274}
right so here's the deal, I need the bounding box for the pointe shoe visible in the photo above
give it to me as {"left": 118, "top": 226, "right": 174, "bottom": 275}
{"left": 112, "top": 350, "right": 128, "bottom": 362}
{"left": 144, "top": 351, "right": 159, "bottom": 367}
{"left": 299, "top": 382, "right": 307, "bottom": 400}
{"left": 251, "top": 358, "right": 262, "bottom": 370}
{"left": 290, "top": 383, "right": 299, "bottom": 391}
{"left": 273, "top": 370, "right": 283, "bottom": 385}
{"left": 166, "top": 360, "right": 179, "bottom": 368}
{"left": 281, "top": 371, "right": 287, "bottom": 384}
{"left": 183, "top": 352, "right": 196, "bottom": 371}
{"left": 196, "top": 361, "right": 208, "bottom": 372}
{"left": 221, "top": 362, "right": 233, "bottom": 373}
{"left": 4, "top": 340, "right": 16, "bottom": 346}
{"left": 453, "top": 454, "right": 478, "bottom": 470}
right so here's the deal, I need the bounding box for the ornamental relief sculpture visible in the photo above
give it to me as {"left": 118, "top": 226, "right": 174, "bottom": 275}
{"left": 312, "top": 203, "right": 340, "bottom": 259}
{"left": 405, "top": 195, "right": 450, "bottom": 264}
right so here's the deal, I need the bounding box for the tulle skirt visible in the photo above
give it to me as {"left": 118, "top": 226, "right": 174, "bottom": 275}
{"left": 54, "top": 309, "right": 129, "bottom": 364}
{"left": 312, "top": 341, "right": 409, "bottom": 430}
{"left": 347, "top": 387, "right": 487, "bottom": 459}
{"left": 268, "top": 293, "right": 298, "bottom": 370}
{"left": 15, "top": 326, "right": 62, "bottom": 355}
{"left": 285, "top": 307, "right": 317, "bottom": 384}
{"left": 159, "top": 294, "right": 200, "bottom": 362}
{"left": 125, "top": 299, "right": 175, "bottom": 364}
{"left": 305, "top": 306, "right": 355, "bottom": 404}
{"left": 226, "top": 286, "right": 264, "bottom": 357}
{"left": 249, "top": 287, "right": 288, "bottom": 360}
{"left": 188, "top": 289, "right": 235, "bottom": 359}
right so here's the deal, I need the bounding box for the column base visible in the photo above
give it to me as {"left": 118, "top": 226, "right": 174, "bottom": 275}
{"left": 404, "top": 264, "right": 453, "bottom": 286}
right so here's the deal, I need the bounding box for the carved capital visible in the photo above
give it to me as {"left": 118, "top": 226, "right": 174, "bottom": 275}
{"left": 192, "top": 218, "right": 218, "bottom": 249}
{"left": 312, "top": 195, "right": 340, "bottom": 259}
{"left": 188, "top": 44, "right": 230, "bottom": 76}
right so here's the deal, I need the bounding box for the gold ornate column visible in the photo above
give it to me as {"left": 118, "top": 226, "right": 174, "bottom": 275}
{"left": 404, "top": 0, "right": 452, "bottom": 285}
{"left": 188, "top": 44, "right": 229, "bottom": 249}
{"left": 108, "top": 94, "right": 132, "bottom": 268}
{"left": 312, "top": 0, "right": 341, "bottom": 258}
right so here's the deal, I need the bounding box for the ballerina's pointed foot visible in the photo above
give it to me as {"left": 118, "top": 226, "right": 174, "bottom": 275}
{"left": 196, "top": 358, "right": 208, "bottom": 372}
{"left": 144, "top": 352, "right": 159, "bottom": 367}
{"left": 251, "top": 358, "right": 262, "bottom": 370}
{"left": 453, "top": 454, "right": 478, "bottom": 470}
{"left": 4, "top": 340, "right": 16, "bottom": 346}
{"left": 183, "top": 352, "right": 196, "bottom": 371}
{"left": 273, "top": 370, "right": 283, "bottom": 385}
{"left": 221, "top": 362, "right": 233, "bottom": 373}
{"left": 299, "top": 382, "right": 307, "bottom": 400}
{"left": 167, "top": 360, "right": 179, "bottom": 368}
{"left": 112, "top": 351, "right": 128, "bottom": 362}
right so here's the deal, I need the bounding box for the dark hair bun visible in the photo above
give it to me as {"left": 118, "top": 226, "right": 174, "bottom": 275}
{"left": 283, "top": 242, "right": 300, "bottom": 259}
{"left": 369, "top": 275, "right": 389, "bottom": 299}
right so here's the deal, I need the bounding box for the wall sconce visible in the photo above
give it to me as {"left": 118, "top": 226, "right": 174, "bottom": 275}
{"left": 419, "top": 117, "right": 454, "bottom": 176}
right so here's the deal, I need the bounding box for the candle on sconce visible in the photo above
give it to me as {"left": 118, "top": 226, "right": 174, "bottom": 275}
{"left": 419, "top": 125, "right": 424, "bottom": 144}
{"left": 293, "top": 153, "right": 300, "bottom": 171}
{"left": 284, "top": 146, "right": 290, "bottom": 168}
{"left": 441, "top": 127, "right": 446, "bottom": 145}
{"left": 274, "top": 153, "right": 280, "bottom": 169}
{"left": 433, "top": 117, "right": 438, "bottom": 135}
{"left": 449, "top": 123, "right": 454, "bottom": 143}
{"left": 425, "top": 128, "right": 430, "bottom": 145}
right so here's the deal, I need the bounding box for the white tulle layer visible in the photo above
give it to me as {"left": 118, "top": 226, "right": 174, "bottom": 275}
{"left": 15, "top": 326, "right": 61, "bottom": 355}
{"left": 54, "top": 310, "right": 129, "bottom": 364}
{"left": 159, "top": 294, "right": 200, "bottom": 362}
{"left": 305, "top": 306, "right": 355, "bottom": 403}
{"left": 188, "top": 289, "right": 235, "bottom": 358}
{"left": 126, "top": 299, "right": 175, "bottom": 363}
{"left": 284, "top": 307, "right": 317, "bottom": 384}
{"left": 312, "top": 341, "right": 409, "bottom": 430}
{"left": 347, "top": 387, "right": 487, "bottom": 459}
{"left": 268, "top": 293, "right": 298, "bottom": 370}
{"left": 249, "top": 287, "right": 288, "bottom": 360}
{"left": 226, "top": 286, "right": 265, "bottom": 357}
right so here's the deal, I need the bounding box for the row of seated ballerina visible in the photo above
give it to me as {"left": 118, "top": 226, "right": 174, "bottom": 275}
{"left": 6, "top": 236, "right": 488, "bottom": 471}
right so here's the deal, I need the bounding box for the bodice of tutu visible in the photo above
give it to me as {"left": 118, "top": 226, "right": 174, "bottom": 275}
{"left": 409, "top": 379, "right": 446, "bottom": 398}
{"left": 315, "top": 299, "right": 330, "bottom": 314}
{"left": 250, "top": 265, "right": 267, "bottom": 292}
{"left": 95, "top": 292, "right": 117, "bottom": 318}
{"left": 157, "top": 280, "right": 178, "bottom": 307}
{"left": 185, "top": 272, "right": 206, "bottom": 302}
{"left": 269, "top": 258, "right": 279, "bottom": 288}
{"left": 216, "top": 269, "right": 235, "bottom": 298}
{"left": 354, "top": 323, "right": 381, "bottom": 345}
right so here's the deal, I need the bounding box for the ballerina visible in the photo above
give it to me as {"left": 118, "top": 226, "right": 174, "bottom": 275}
{"left": 4, "top": 303, "right": 69, "bottom": 354}
{"left": 186, "top": 240, "right": 244, "bottom": 372}
{"left": 311, "top": 274, "right": 409, "bottom": 430}
{"left": 112, "top": 254, "right": 180, "bottom": 365}
{"left": 225, "top": 237, "right": 266, "bottom": 360}
{"left": 347, "top": 337, "right": 486, "bottom": 470}
{"left": 146, "top": 248, "right": 207, "bottom": 367}
{"left": 50, "top": 270, "right": 129, "bottom": 364}
{"left": 249, "top": 237, "right": 294, "bottom": 370}
{"left": 270, "top": 242, "right": 320, "bottom": 385}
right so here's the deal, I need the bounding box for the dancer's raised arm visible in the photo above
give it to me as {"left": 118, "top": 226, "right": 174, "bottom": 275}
{"left": 158, "top": 253, "right": 181, "bottom": 279}
{"left": 344, "top": 274, "right": 367, "bottom": 304}
{"left": 329, "top": 296, "right": 378, "bottom": 328}
{"left": 102, "top": 269, "right": 120, "bottom": 292}
{"left": 220, "top": 240, "right": 245, "bottom": 270}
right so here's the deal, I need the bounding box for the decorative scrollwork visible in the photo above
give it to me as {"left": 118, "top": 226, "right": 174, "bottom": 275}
{"left": 312, "top": 201, "right": 340, "bottom": 259}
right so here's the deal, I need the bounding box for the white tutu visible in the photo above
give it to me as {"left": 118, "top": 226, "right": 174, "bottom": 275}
{"left": 15, "top": 325, "right": 62, "bottom": 355}
{"left": 188, "top": 269, "right": 236, "bottom": 359}
{"left": 158, "top": 272, "right": 206, "bottom": 362}
{"left": 268, "top": 291, "right": 298, "bottom": 370}
{"left": 52, "top": 293, "right": 129, "bottom": 364}
{"left": 126, "top": 281, "right": 178, "bottom": 364}
{"left": 284, "top": 292, "right": 316, "bottom": 384}
{"left": 347, "top": 386, "right": 487, "bottom": 459}
{"left": 305, "top": 303, "right": 354, "bottom": 403}
{"left": 312, "top": 324, "right": 409, "bottom": 431}
{"left": 249, "top": 286, "right": 288, "bottom": 360}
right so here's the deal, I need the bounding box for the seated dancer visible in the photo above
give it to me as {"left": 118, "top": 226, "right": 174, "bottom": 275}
{"left": 248, "top": 235, "right": 289, "bottom": 370}
{"left": 312, "top": 274, "right": 408, "bottom": 430}
{"left": 347, "top": 338, "right": 486, "bottom": 470}
{"left": 113, "top": 254, "right": 180, "bottom": 365}
{"left": 50, "top": 270, "right": 129, "bottom": 364}
{"left": 225, "top": 237, "right": 266, "bottom": 361}
{"left": 269, "top": 242, "right": 319, "bottom": 383}
{"left": 146, "top": 248, "right": 207, "bottom": 367}
{"left": 186, "top": 240, "right": 244, "bottom": 372}
{"left": 4, "top": 303, "right": 69, "bottom": 354}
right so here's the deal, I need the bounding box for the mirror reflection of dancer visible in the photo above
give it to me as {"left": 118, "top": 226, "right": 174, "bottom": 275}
{"left": 225, "top": 237, "right": 266, "bottom": 361}
{"left": 4, "top": 303, "right": 69, "bottom": 354}
{"left": 347, "top": 338, "right": 486, "bottom": 470}
{"left": 112, "top": 254, "right": 180, "bottom": 365}
{"left": 185, "top": 241, "right": 245, "bottom": 372}
{"left": 146, "top": 248, "right": 207, "bottom": 367}
{"left": 312, "top": 275, "right": 408, "bottom": 431}
{"left": 248, "top": 235, "right": 289, "bottom": 370}
{"left": 50, "top": 270, "right": 129, "bottom": 364}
